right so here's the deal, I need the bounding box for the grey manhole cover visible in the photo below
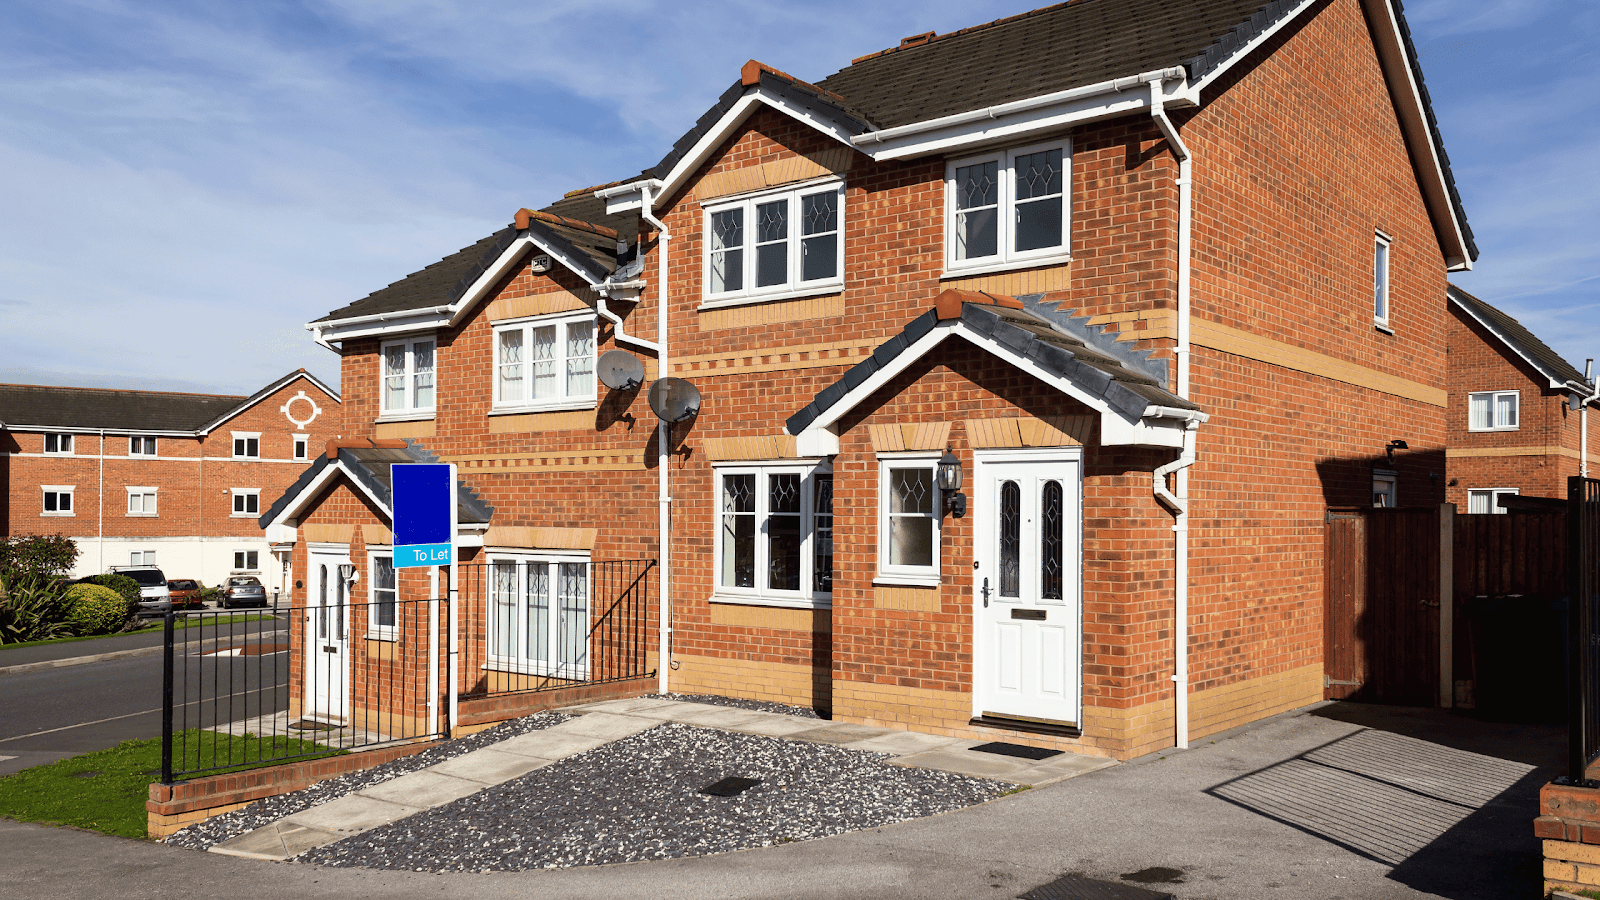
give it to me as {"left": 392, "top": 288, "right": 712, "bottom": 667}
{"left": 700, "top": 776, "right": 761, "bottom": 797}
{"left": 1019, "top": 874, "right": 1174, "bottom": 900}
{"left": 971, "top": 741, "right": 1063, "bottom": 760}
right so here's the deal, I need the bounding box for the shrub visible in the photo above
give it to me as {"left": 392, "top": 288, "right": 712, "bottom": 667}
{"left": 0, "top": 535, "right": 78, "bottom": 581}
{"left": 0, "top": 571, "right": 72, "bottom": 644}
{"left": 64, "top": 584, "right": 127, "bottom": 636}
{"left": 85, "top": 574, "right": 141, "bottom": 618}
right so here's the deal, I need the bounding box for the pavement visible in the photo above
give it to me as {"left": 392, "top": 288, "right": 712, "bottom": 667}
{"left": 208, "top": 695, "right": 1115, "bottom": 861}
{"left": 0, "top": 608, "right": 285, "bottom": 677}
{"left": 0, "top": 699, "right": 1565, "bottom": 899}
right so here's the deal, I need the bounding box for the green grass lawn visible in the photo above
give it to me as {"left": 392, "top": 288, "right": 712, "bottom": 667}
{"left": 0, "top": 614, "right": 279, "bottom": 651}
{"left": 0, "top": 730, "right": 341, "bottom": 839}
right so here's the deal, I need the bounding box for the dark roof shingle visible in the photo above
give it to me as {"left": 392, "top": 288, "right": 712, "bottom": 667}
{"left": 1449, "top": 285, "right": 1590, "bottom": 388}
{"left": 0, "top": 384, "right": 246, "bottom": 431}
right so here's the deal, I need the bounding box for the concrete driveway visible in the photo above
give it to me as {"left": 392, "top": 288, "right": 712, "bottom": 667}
{"left": 0, "top": 701, "right": 1562, "bottom": 900}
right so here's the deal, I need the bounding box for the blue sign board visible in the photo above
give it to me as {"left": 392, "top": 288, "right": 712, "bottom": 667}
{"left": 392, "top": 463, "right": 456, "bottom": 568}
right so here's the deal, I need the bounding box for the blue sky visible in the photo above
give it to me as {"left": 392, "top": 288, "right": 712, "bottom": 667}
{"left": 1, "top": 0, "right": 1594, "bottom": 396}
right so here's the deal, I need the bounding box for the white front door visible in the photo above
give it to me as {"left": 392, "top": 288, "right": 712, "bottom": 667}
{"left": 972, "top": 452, "right": 1083, "bottom": 727}
{"left": 304, "top": 551, "right": 349, "bottom": 723}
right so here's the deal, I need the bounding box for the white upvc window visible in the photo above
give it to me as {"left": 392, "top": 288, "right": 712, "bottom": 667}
{"left": 231, "top": 489, "right": 260, "bottom": 517}
{"left": 234, "top": 549, "right": 260, "bottom": 571}
{"left": 946, "top": 140, "right": 1070, "bottom": 273}
{"left": 293, "top": 434, "right": 309, "bottom": 460}
{"left": 369, "top": 551, "right": 397, "bottom": 639}
{"left": 1374, "top": 232, "right": 1392, "bottom": 328}
{"left": 126, "top": 487, "right": 158, "bottom": 516}
{"left": 129, "top": 550, "right": 156, "bottom": 566}
{"left": 42, "top": 486, "right": 74, "bottom": 516}
{"left": 493, "top": 313, "right": 597, "bottom": 411}
{"left": 702, "top": 180, "right": 844, "bottom": 307}
{"left": 232, "top": 432, "right": 261, "bottom": 459}
{"left": 877, "top": 455, "right": 942, "bottom": 584}
{"left": 129, "top": 436, "right": 157, "bottom": 456}
{"left": 1469, "top": 390, "right": 1520, "bottom": 431}
{"left": 44, "top": 433, "right": 73, "bottom": 455}
{"left": 381, "top": 335, "right": 437, "bottom": 416}
{"left": 1468, "top": 488, "right": 1519, "bottom": 515}
{"left": 485, "top": 554, "right": 590, "bottom": 677}
{"left": 714, "top": 464, "right": 834, "bottom": 608}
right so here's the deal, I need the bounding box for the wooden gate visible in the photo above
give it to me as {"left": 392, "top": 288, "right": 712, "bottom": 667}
{"left": 1324, "top": 507, "right": 1441, "bottom": 705}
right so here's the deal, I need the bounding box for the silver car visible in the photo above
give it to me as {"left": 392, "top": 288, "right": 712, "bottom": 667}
{"left": 219, "top": 576, "right": 268, "bottom": 609}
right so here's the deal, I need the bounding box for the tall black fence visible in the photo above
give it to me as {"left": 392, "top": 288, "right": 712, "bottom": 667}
{"left": 1568, "top": 476, "right": 1600, "bottom": 783}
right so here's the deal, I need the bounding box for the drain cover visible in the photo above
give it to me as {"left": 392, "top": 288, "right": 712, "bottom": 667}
{"left": 288, "top": 720, "right": 339, "bottom": 732}
{"left": 700, "top": 776, "right": 761, "bottom": 797}
{"left": 1019, "top": 874, "right": 1173, "bottom": 900}
{"left": 972, "top": 741, "right": 1063, "bottom": 760}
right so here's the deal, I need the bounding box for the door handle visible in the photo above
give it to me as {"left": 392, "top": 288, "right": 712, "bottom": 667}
{"left": 981, "top": 577, "right": 991, "bottom": 608}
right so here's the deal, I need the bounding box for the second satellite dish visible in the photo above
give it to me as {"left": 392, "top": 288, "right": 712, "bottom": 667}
{"left": 596, "top": 350, "right": 645, "bottom": 391}
{"left": 648, "top": 377, "right": 702, "bottom": 422}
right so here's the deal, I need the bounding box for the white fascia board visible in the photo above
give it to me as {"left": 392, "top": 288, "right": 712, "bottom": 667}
{"left": 196, "top": 371, "right": 339, "bottom": 435}
{"left": 446, "top": 233, "right": 599, "bottom": 329}
{"left": 1448, "top": 291, "right": 1571, "bottom": 390}
{"left": 1364, "top": 0, "right": 1472, "bottom": 272}
{"left": 312, "top": 309, "right": 454, "bottom": 343}
{"left": 1187, "top": 0, "right": 1321, "bottom": 95}
{"left": 5, "top": 424, "right": 195, "bottom": 438}
{"left": 265, "top": 459, "right": 391, "bottom": 530}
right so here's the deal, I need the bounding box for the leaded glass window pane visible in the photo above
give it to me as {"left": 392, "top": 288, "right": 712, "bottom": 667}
{"left": 721, "top": 474, "right": 756, "bottom": 588}
{"left": 1014, "top": 148, "right": 1063, "bottom": 252}
{"left": 498, "top": 330, "right": 523, "bottom": 403}
{"left": 411, "top": 341, "right": 435, "bottom": 409}
{"left": 558, "top": 562, "right": 587, "bottom": 670}
{"left": 491, "top": 562, "right": 517, "bottom": 658}
{"left": 801, "top": 191, "right": 837, "bottom": 282}
{"left": 530, "top": 325, "right": 557, "bottom": 399}
{"left": 890, "top": 468, "right": 933, "bottom": 514}
{"left": 1040, "top": 480, "right": 1063, "bottom": 601}
{"left": 767, "top": 473, "right": 801, "bottom": 591}
{"left": 955, "top": 160, "right": 999, "bottom": 260}
{"left": 525, "top": 563, "right": 550, "bottom": 665}
{"left": 384, "top": 345, "right": 406, "bottom": 409}
{"left": 566, "top": 321, "right": 594, "bottom": 397}
{"left": 710, "top": 208, "right": 744, "bottom": 293}
{"left": 374, "top": 556, "right": 397, "bottom": 627}
{"left": 813, "top": 474, "right": 834, "bottom": 594}
{"left": 755, "top": 199, "right": 789, "bottom": 288}
{"left": 999, "top": 480, "right": 1020, "bottom": 597}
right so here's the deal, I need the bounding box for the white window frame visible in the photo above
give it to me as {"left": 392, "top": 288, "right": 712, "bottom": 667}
{"left": 712, "top": 462, "right": 834, "bottom": 609}
{"left": 1468, "top": 488, "right": 1520, "bottom": 515}
{"left": 42, "top": 486, "right": 74, "bottom": 517}
{"left": 877, "top": 454, "right": 943, "bottom": 585}
{"left": 1468, "top": 390, "right": 1520, "bottom": 432}
{"left": 231, "top": 489, "right": 260, "bottom": 517}
{"left": 233, "top": 549, "right": 260, "bottom": 571}
{"left": 368, "top": 550, "right": 398, "bottom": 640}
{"left": 129, "top": 550, "right": 156, "bottom": 566}
{"left": 945, "top": 139, "right": 1072, "bottom": 275}
{"left": 232, "top": 432, "right": 261, "bottom": 459}
{"left": 293, "top": 434, "right": 309, "bottom": 460}
{"left": 380, "top": 334, "right": 438, "bottom": 418}
{"left": 491, "top": 311, "right": 598, "bottom": 412}
{"left": 129, "top": 436, "right": 157, "bottom": 456}
{"left": 484, "top": 553, "right": 591, "bottom": 677}
{"left": 126, "top": 486, "right": 158, "bottom": 517}
{"left": 700, "top": 178, "right": 845, "bottom": 309}
{"left": 1374, "top": 231, "right": 1392, "bottom": 330}
{"left": 43, "top": 433, "right": 73, "bottom": 455}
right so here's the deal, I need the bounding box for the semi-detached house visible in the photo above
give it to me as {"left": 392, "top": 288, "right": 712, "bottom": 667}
{"left": 266, "top": 0, "right": 1477, "bottom": 759}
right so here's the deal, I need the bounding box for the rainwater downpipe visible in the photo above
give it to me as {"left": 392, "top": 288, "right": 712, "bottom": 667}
{"left": 1583, "top": 360, "right": 1597, "bottom": 479}
{"left": 1149, "top": 77, "right": 1196, "bottom": 750}
{"left": 638, "top": 183, "right": 673, "bottom": 695}
{"left": 98, "top": 429, "right": 105, "bottom": 573}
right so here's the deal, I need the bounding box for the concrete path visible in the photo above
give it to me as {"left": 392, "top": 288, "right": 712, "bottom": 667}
{"left": 209, "top": 697, "right": 1114, "bottom": 861}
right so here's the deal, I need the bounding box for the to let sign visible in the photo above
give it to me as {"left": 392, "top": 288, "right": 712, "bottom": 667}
{"left": 392, "top": 463, "right": 457, "bottom": 568}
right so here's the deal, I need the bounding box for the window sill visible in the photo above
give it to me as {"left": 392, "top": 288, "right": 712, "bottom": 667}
{"left": 365, "top": 632, "right": 397, "bottom": 643}
{"left": 232, "top": 457, "right": 261, "bottom": 462}
{"left": 230, "top": 513, "right": 259, "bottom": 519}
{"left": 709, "top": 593, "right": 832, "bottom": 610}
{"left": 1467, "top": 427, "right": 1521, "bottom": 433}
{"left": 874, "top": 573, "right": 941, "bottom": 588}
{"left": 125, "top": 513, "right": 158, "bottom": 518}
{"left": 40, "top": 512, "right": 75, "bottom": 518}
{"left": 942, "top": 252, "right": 1072, "bottom": 280}
{"left": 699, "top": 283, "right": 843, "bottom": 312}
{"left": 1374, "top": 322, "right": 1394, "bottom": 335}
{"left": 376, "top": 412, "right": 436, "bottom": 423}
{"left": 489, "top": 402, "right": 595, "bottom": 416}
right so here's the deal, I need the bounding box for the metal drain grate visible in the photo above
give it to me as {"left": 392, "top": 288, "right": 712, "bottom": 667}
{"left": 700, "top": 776, "right": 761, "bottom": 797}
{"left": 288, "top": 720, "right": 339, "bottom": 732}
{"left": 971, "top": 741, "right": 1063, "bottom": 760}
{"left": 1019, "top": 874, "right": 1174, "bottom": 900}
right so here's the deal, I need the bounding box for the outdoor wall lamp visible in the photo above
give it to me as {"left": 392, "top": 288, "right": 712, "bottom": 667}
{"left": 338, "top": 564, "right": 358, "bottom": 585}
{"left": 1385, "top": 439, "right": 1408, "bottom": 466}
{"left": 938, "top": 447, "right": 967, "bottom": 518}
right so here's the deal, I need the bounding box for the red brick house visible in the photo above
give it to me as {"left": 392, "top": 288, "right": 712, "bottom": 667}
{"left": 0, "top": 370, "right": 340, "bottom": 591}
{"left": 1446, "top": 285, "right": 1599, "bottom": 513}
{"left": 268, "top": 0, "right": 1477, "bottom": 759}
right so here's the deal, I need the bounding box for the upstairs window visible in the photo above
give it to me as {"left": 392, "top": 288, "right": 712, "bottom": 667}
{"left": 1469, "top": 390, "right": 1519, "bottom": 431}
{"left": 129, "top": 436, "right": 157, "bottom": 456}
{"left": 127, "top": 487, "right": 157, "bottom": 516}
{"left": 42, "top": 486, "right": 73, "bottom": 516}
{"left": 231, "top": 489, "right": 260, "bottom": 517}
{"left": 494, "top": 313, "right": 596, "bottom": 411}
{"left": 44, "top": 434, "right": 73, "bottom": 455}
{"left": 293, "top": 435, "right": 309, "bottom": 460}
{"left": 381, "top": 336, "right": 437, "bottom": 416}
{"left": 947, "top": 141, "right": 1070, "bottom": 272}
{"left": 1374, "top": 232, "right": 1392, "bottom": 328}
{"left": 703, "top": 181, "right": 844, "bottom": 306}
{"left": 232, "top": 432, "right": 260, "bottom": 459}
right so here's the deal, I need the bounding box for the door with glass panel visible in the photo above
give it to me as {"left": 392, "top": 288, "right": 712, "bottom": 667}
{"left": 304, "top": 550, "right": 349, "bottom": 723}
{"left": 972, "top": 453, "right": 1083, "bottom": 727}
{"left": 488, "top": 558, "right": 589, "bottom": 679}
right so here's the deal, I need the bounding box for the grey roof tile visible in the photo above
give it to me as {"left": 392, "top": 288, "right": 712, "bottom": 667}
{"left": 1449, "top": 285, "right": 1590, "bottom": 388}
{"left": 259, "top": 439, "right": 494, "bottom": 529}
{"left": 0, "top": 384, "right": 245, "bottom": 431}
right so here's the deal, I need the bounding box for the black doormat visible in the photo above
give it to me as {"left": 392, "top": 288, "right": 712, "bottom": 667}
{"left": 1019, "top": 874, "right": 1174, "bottom": 900}
{"left": 700, "top": 776, "right": 761, "bottom": 797}
{"left": 971, "top": 741, "right": 1063, "bottom": 760}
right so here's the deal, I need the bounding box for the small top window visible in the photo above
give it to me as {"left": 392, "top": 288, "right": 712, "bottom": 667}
{"left": 44, "top": 434, "right": 73, "bottom": 454}
{"left": 1374, "top": 233, "right": 1391, "bottom": 328}
{"left": 293, "top": 435, "right": 309, "bottom": 460}
{"left": 947, "top": 141, "right": 1070, "bottom": 272}
{"left": 494, "top": 313, "right": 596, "bottom": 411}
{"left": 129, "top": 436, "right": 157, "bottom": 456}
{"left": 703, "top": 181, "right": 844, "bottom": 306}
{"left": 1468, "top": 390, "right": 1519, "bottom": 431}
{"left": 232, "top": 433, "right": 260, "bottom": 458}
{"left": 381, "top": 336, "right": 437, "bottom": 416}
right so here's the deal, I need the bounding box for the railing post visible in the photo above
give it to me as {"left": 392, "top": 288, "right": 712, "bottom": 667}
{"left": 1573, "top": 475, "right": 1592, "bottom": 784}
{"left": 161, "top": 607, "right": 175, "bottom": 784}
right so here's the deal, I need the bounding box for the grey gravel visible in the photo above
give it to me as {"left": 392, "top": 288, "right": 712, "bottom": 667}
{"left": 296, "top": 722, "right": 1010, "bottom": 872}
{"left": 162, "top": 711, "right": 571, "bottom": 851}
{"left": 649, "top": 692, "right": 821, "bottom": 719}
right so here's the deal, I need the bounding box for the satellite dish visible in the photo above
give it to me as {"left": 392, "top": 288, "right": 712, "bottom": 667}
{"left": 648, "top": 377, "right": 702, "bottom": 422}
{"left": 597, "top": 350, "right": 645, "bottom": 391}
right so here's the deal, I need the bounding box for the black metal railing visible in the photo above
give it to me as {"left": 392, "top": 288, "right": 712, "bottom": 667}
{"left": 1568, "top": 476, "right": 1600, "bottom": 783}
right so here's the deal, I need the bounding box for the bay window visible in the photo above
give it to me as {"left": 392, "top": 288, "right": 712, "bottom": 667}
{"left": 494, "top": 314, "right": 596, "bottom": 410}
{"left": 486, "top": 555, "right": 589, "bottom": 677}
{"left": 715, "top": 465, "right": 833, "bottom": 607}
{"left": 703, "top": 181, "right": 844, "bottom": 306}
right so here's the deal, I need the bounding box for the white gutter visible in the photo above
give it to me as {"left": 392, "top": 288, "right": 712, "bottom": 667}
{"left": 1148, "top": 75, "right": 1198, "bottom": 751}
{"left": 636, "top": 182, "right": 674, "bottom": 695}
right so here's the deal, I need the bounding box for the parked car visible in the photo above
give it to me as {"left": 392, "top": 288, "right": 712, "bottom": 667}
{"left": 219, "top": 576, "right": 268, "bottom": 609}
{"left": 167, "top": 579, "right": 207, "bottom": 610}
{"left": 110, "top": 565, "right": 170, "bottom": 617}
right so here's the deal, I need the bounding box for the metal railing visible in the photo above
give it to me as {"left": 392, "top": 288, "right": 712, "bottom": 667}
{"left": 1569, "top": 476, "right": 1600, "bottom": 783}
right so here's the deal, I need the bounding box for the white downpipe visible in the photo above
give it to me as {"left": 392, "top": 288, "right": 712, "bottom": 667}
{"left": 1583, "top": 360, "right": 1596, "bottom": 479}
{"left": 1150, "top": 77, "right": 1196, "bottom": 751}
{"left": 429, "top": 565, "right": 439, "bottom": 737}
{"left": 595, "top": 281, "right": 661, "bottom": 354}
{"left": 98, "top": 430, "right": 105, "bottom": 573}
{"left": 639, "top": 184, "right": 673, "bottom": 695}
{"left": 448, "top": 550, "right": 459, "bottom": 736}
